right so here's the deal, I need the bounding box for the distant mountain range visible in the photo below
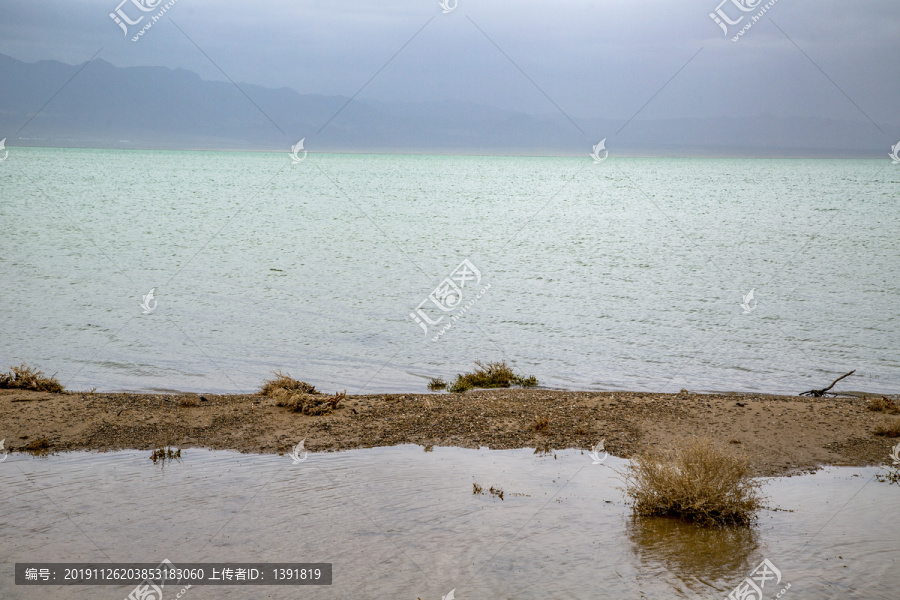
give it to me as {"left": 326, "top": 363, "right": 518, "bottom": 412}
{"left": 1, "top": 54, "right": 895, "bottom": 156}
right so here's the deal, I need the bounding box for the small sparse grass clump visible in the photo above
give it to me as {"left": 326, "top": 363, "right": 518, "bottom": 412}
{"left": 25, "top": 438, "right": 51, "bottom": 450}
{"left": 150, "top": 446, "right": 181, "bottom": 463}
{"left": 472, "top": 482, "right": 504, "bottom": 500}
{"left": 427, "top": 377, "right": 447, "bottom": 391}
{"left": 529, "top": 416, "right": 550, "bottom": 433}
{"left": 876, "top": 468, "right": 900, "bottom": 485}
{"left": 519, "top": 375, "right": 538, "bottom": 387}
{"left": 450, "top": 380, "right": 472, "bottom": 393}
{"left": 448, "top": 361, "right": 537, "bottom": 393}
{"left": 868, "top": 397, "right": 900, "bottom": 415}
{"left": 533, "top": 443, "right": 554, "bottom": 457}
{"left": 0, "top": 364, "right": 64, "bottom": 393}
{"left": 23, "top": 438, "right": 52, "bottom": 455}
{"left": 873, "top": 417, "right": 900, "bottom": 437}
{"left": 259, "top": 371, "right": 317, "bottom": 397}
{"left": 624, "top": 437, "right": 764, "bottom": 526}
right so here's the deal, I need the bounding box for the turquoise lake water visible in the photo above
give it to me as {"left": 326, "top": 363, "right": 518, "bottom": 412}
{"left": 1, "top": 148, "right": 897, "bottom": 395}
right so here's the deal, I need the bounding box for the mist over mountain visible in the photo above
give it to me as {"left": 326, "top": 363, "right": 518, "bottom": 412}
{"left": 0, "top": 54, "right": 893, "bottom": 156}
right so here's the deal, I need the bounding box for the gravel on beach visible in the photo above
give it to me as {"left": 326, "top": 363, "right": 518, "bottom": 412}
{"left": 2, "top": 388, "right": 896, "bottom": 477}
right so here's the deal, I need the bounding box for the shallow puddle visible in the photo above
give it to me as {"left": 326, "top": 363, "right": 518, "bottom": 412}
{"left": 0, "top": 446, "right": 896, "bottom": 599}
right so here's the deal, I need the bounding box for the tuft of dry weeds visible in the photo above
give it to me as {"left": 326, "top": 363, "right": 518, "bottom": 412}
{"left": 876, "top": 465, "right": 900, "bottom": 485}
{"left": 448, "top": 361, "right": 537, "bottom": 393}
{"left": 876, "top": 467, "right": 900, "bottom": 485}
{"left": 873, "top": 417, "right": 900, "bottom": 437}
{"left": 259, "top": 371, "right": 317, "bottom": 397}
{"left": 0, "top": 364, "right": 64, "bottom": 393}
{"left": 868, "top": 397, "right": 900, "bottom": 415}
{"left": 623, "top": 437, "right": 764, "bottom": 526}
{"left": 472, "top": 482, "right": 504, "bottom": 500}
{"left": 275, "top": 389, "right": 345, "bottom": 416}
{"left": 533, "top": 443, "right": 555, "bottom": 457}
{"left": 427, "top": 377, "right": 447, "bottom": 391}
{"left": 22, "top": 438, "right": 52, "bottom": 455}
{"left": 529, "top": 416, "right": 550, "bottom": 433}
{"left": 150, "top": 446, "right": 181, "bottom": 463}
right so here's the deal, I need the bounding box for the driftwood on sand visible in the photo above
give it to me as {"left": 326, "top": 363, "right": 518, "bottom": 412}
{"left": 800, "top": 370, "right": 855, "bottom": 397}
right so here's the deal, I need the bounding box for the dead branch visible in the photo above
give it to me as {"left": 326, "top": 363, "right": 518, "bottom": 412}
{"left": 800, "top": 370, "right": 855, "bottom": 397}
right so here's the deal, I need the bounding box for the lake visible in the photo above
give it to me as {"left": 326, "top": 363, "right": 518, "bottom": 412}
{"left": 1, "top": 148, "right": 897, "bottom": 395}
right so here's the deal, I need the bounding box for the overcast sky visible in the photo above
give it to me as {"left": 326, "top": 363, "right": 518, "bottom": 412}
{"left": 1, "top": 0, "right": 898, "bottom": 125}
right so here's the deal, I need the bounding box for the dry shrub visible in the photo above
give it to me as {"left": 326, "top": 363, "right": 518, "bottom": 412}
{"left": 868, "top": 397, "right": 900, "bottom": 415}
{"left": 0, "top": 364, "right": 64, "bottom": 393}
{"left": 449, "top": 361, "right": 537, "bottom": 393}
{"left": 427, "top": 377, "right": 447, "bottom": 391}
{"left": 259, "top": 371, "right": 317, "bottom": 397}
{"left": 624, "top": 437, "right": 764, "bottom": 526}
{"left": 276, "top": 389, "right": 344, "bottom": 416}
{"left": 873, "top": 417, "right": 900, "bottom": 437}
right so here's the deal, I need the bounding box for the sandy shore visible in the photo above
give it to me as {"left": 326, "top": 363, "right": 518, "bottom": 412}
{"left": 2, "top": 388, "right": 897, "bottom": 476}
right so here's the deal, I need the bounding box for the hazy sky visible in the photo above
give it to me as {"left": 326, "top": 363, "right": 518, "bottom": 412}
{"left": 1, "top": 0, "right": 898, "bottom": 125}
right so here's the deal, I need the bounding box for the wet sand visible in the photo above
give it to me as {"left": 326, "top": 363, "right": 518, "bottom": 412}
{"left": 1, "top": 388, "right": 896, "bottom": 476}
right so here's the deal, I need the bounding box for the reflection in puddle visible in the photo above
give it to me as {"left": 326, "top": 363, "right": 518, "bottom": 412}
{"left": 627, "top": 516, "right": 760, "bottom": 594}
{"left": 0, "top": 446, "right": 896, "bottom": 599}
